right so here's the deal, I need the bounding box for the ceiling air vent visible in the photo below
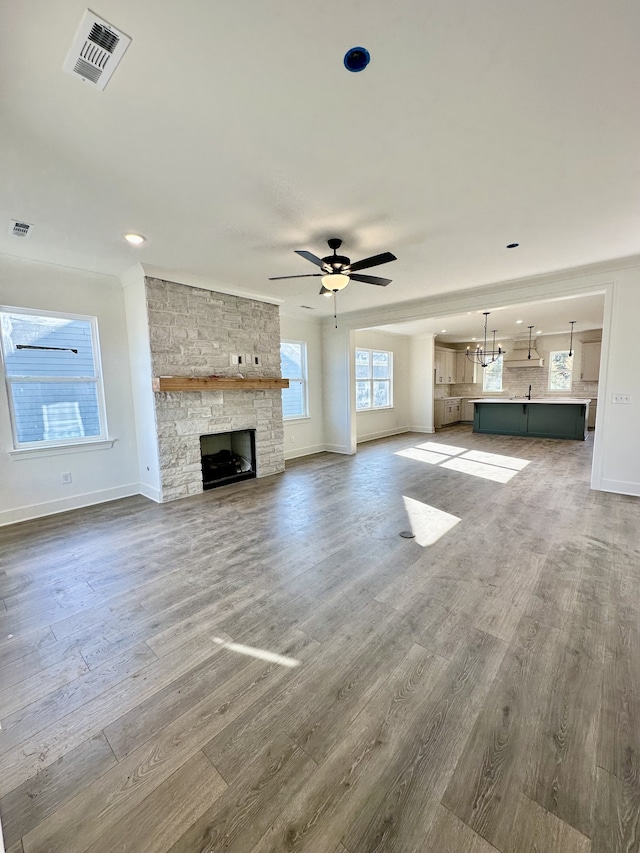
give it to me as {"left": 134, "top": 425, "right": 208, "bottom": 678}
{"left": 63, "top": 10, "right": 131, "bottom": 91}
{"left": 9, "top": 220, "right": 33, "bottom": 238}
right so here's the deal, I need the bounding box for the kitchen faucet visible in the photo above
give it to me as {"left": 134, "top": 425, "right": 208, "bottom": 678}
{"left": 526, "top": 384, "right": 532, "bottom": 400}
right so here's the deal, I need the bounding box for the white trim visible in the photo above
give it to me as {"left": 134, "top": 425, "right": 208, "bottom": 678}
{"left": 356, "top": 427, "right": 409, "bottom": 444}
{"left": 281, "top": 339, "right": 309, "bottom": 420}
{"left": 138, "top": 482, "right": 162, "bottom": 502}
{"left": 598, "top": 479, "right": 640, "bottom": 498}
{"left": 324, "top": 443, "right": 356, "bottom": 455}
{"left": 0, "top": 483, "right": 141, "bottom": 527}
{"left": 0, "top": 306, "right": 109, "bottom": 449}
{"left": 355, "top": 347, "right": 393, "bottom": 411}
{"left": 283, "top": 442, "right": 326, "bottom": 461}
{"left": 407, "top": 426, "right": 436, "bottom": 433}
{"left": 8, "top": 438, "right": 117, "bottom": 459}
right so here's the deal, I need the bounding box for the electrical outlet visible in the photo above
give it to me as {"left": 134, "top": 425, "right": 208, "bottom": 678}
{"left": 245, "top": 353, "right": 253, "bottom": 367}
{"left": 237, "top": 354, "right": 244, "bottom": 366}
{"left": 290, "top": 435, "right": 295, "bottom": 443}
{"left": 61, "top": 472, "right": 72, "bottom": 484}
{"left": 229, "top": 354, "right": 239, "bottom": 366}
{"left": 253, "top": 354, "right": 261, "bottom": 366}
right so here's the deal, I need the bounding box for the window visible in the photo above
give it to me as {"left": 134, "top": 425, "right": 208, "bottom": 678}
{"left": 482, "top": 354, "right": 503, "bottom": 392}
{"left": 549, "top": 350, "right": 573, "bottom": 391}
{"left": 280, "top": 340, "right": 308, "bottom": 419}
{"left": 0, "top": 307, "right": 107, "bottom": 448}
{"left": 356, "top": 348, "right": 393, "bottom": 410}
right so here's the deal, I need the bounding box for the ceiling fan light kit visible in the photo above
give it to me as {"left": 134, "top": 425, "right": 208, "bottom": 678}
{"left": 321, "top": 272, "right": 349, "bottom": 291}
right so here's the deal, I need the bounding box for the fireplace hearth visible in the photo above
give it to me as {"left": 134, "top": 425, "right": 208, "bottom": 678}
{"left": 200, "top": 430, "right": 256, "bottom": 490}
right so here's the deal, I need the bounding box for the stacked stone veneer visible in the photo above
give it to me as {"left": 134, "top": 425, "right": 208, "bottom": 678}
{"left": 146, "top": 277, "right": 284, "bottom": 502}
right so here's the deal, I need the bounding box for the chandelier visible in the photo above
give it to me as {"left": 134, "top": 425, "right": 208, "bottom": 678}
{"left": 466, "top": 312, "right": 504, "bottom": 368}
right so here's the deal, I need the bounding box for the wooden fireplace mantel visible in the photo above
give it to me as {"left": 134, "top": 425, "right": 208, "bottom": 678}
{"left": 152, "top": 376, "right": 289, "bottom": 392}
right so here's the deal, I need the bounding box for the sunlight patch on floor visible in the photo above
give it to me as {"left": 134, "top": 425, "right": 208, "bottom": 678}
{"left": 441, "top": 457, "right": 519, "bottom": 483}
{"left": 212, "top": 637, "right": 300, "bottom": 667}
{"left": 415, "top": 441, "right": 467, "bottom": 456}
{"left": 460, "top": 449, "right": 531, "bottom": 471}
{"left": 395, "top": 447, "right": 451, "bottom": 465}
{"left": 395, "top": 440, "right": 531, "bottom": 484}
{"left": 402, "top": 496, "right": 461, "bottom": 546}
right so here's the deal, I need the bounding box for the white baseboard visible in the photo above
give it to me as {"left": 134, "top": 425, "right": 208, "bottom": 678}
{"left": 356, "top": 427, "right": 410, "bottom": 445}
{"left": 596, "top": 478, "right": 640, "bottom": 498}
{"left": 0, "top": 484, "right": 142, "bottom": 527}
{"left": 407, "top": 426, "right": 435, "bottom": 434}
{"left": 138, "top": 482, "right": 162, "bottom": 502}
{"left": 324, "top": 444, "right": 356, "bottom": 455}
{"left": 283, "top": 443, "right": 326, "bottom": 461}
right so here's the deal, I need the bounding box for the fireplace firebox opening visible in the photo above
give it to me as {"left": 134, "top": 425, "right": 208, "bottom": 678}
{"left": 200, "top": 429, "right": 257, "bottom": 490}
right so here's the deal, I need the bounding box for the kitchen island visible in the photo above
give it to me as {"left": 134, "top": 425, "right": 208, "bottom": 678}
{"left": 470, "top": 398, "right": 591, "bottom": 440}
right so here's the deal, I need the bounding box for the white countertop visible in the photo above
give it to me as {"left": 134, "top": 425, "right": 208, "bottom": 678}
{"left": 469, "top": 398, "right": 591, "bottom": 405}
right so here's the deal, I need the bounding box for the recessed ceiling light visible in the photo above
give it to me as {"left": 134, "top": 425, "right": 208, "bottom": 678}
{"left": 506, "top": 243, "right": 519, "bottom": 249}
{"left": 536, "top": 330, "right": 542, "bottom": 334}
{"left": 471, "top": 337, "right": 476, "bottom": 341}
{"left": 440, "top": 329, "right": 447, "bottom": 333}
{"left": 515, "top": 319, "right": 523, "bottom": 324}
{"left": 124, "top": 233, "right": 145, "bottom": 245}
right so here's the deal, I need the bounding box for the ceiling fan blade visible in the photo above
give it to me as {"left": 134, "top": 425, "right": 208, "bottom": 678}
{"left": 350, "top": 273, "right": 392, "bottom": 286}
{"left": 294, "top": 250, "right": 327, "bottom": 268}
{"left": 349, "top": 251, "right": 397, "bottom": 272}
{"left": 268, "top": 274, "right": 323, "bottom": 280}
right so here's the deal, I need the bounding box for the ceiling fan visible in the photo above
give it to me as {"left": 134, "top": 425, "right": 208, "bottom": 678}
{"left": 268, "top": 238, "right": 397, "bottom": 295}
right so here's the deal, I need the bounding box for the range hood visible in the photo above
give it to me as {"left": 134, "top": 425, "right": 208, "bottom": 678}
{"left": 504, "top": 339, "right": 544, "bottom": 368}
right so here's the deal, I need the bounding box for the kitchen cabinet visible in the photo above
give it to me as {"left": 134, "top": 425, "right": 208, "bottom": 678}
{"left": 473, "top": 400, "right": 589, "bottom": 440}
{"left": 435, "top": 348, "right": 456, "bottom": 385}
{"left": 461, "top": 399, "right": 476, "bottom": 421}
{"left": 588, "top": 399, "right": 597, "bottom": 429}
{"left": 455, "top": 351, "right": 476, "bottom": 384}
{"left": 434, "top": 397, "right": 461, "bottom": 428}
{"left": 580, "top": 342, "right": 601, "bottom": 382}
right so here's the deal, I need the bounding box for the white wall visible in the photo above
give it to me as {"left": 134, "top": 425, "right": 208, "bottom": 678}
{"left": 409, "top": 333, "right": 435, "bottom": 432}
{"left": 0, "top": 255, "right": 140, "bottom": 524}
{"left": 322, "top": 323, "right": 356, "bottom": 454}
{"left": 280, "top": 314, "right": 325, "bottom": 460}
{"left": 592, "top": 269, "right": 640, "bottom": 496}
{"left": 121, "top": 265, "right": 161, "bottom": 501}
{"left": 354, "top": 329, "right": 411, "bottom": 443}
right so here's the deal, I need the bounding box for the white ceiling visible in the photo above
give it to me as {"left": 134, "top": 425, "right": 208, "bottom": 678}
{"left": 371, "top": 292, "right": 606, "bottom": 341}
{"left": 1, "top": 1, "right": 638, "bottom": 320}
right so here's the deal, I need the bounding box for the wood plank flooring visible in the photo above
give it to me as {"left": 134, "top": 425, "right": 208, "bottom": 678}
{"left": 0, "top": 426, "right": 639, "bottom": 852}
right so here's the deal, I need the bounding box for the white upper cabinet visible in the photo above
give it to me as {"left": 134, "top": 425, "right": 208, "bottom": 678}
{"left": 435, "top": 348, "right": 456, "bottom": 384}
{"left": 581, "top": 341, "right": 601, "bottom": 382}
{"left": 455, "top": 351, "right": 476, "bottom": 384}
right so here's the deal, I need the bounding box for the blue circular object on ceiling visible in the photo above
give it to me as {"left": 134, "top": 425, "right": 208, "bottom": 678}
{"left": 344, "top": 46, "right": 370, "bottom": 72}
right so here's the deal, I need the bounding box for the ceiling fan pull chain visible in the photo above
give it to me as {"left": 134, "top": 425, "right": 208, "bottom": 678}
{"left": 334, "top": 292, "right": 338, "bottom": 328}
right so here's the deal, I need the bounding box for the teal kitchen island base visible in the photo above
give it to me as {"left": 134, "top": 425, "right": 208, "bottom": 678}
{"left": 471, "top": 398, "right": 591, "bottom": 440}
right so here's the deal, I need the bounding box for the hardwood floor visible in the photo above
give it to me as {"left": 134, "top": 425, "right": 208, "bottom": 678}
{"left": 0, "top": 427, "right": 638, "bottom": 852}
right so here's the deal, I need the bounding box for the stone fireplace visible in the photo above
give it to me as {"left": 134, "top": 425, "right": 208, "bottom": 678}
{"left": 145, "top": 277, "right": 285, "bottom": 502}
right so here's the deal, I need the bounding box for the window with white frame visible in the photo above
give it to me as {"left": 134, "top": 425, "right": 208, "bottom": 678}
{"left": 548, "top": 350, "right": 573, "bottom": 391}
{"left": 0, "top": 307, "right": 107, "bottom": 448}
{"left": 356, "top": 348, "right": 393, "bottom": 410}
{"left": 280, "top": 340, "right": 308, "bottom": 419}
{"left": 482, "top": 354, "right": 503, "bottom": 392}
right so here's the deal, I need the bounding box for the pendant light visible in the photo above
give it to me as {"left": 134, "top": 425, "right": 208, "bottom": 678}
{"left": 568, "top": 321, "right": 576, "bottom": 356}
{"left": 466, "top": 312, "right": 504, "bottom": 368}
{"left": 527, "top": 325, "right": 534, "bottom": 359}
